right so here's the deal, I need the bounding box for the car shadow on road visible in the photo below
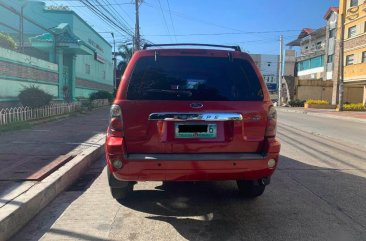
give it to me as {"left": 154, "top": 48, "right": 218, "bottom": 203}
{"left": 118, "top": 155, "right": 366, "bottom": 241}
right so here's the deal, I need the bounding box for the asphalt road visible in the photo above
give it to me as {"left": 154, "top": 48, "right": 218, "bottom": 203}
{"left": 11, "top": 112, "right": 366, "bottom": 241}
{"left": 278, "top": 110, "right": 366, "bottom": 149}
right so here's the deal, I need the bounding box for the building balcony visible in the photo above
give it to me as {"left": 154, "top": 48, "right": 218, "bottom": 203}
{"left": 296, "top": 49, "right": 325, "bottom": 62}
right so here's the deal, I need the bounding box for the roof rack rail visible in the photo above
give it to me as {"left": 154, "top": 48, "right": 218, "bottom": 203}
{"left": 143, "top": 43, "right": 241, "bottom": 52}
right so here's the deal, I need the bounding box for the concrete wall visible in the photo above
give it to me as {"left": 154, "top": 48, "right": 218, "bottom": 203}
{"left": 344, "top": 86, "right": 363, "bottom": 103}
{"left": 294, "top": 78, "right": 363, "bottom": 103}
{"left": 0, "top": 47, "right": 58, "bottom": 101}
{"left": 295, "top": 79, "right": 333, "bottom": 102}
{"left": 284, "top": 50, "right": 296, "bottom": 76}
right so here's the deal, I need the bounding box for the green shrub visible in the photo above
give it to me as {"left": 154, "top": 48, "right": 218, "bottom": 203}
{"left": 343, "top": 103, "right": 365, "bottom": 111}
{"left": 89, "top": 90, "right": 113, "bottom": 103}
{"left": 0, "top": 32, "right": 16, "bottom": 50}
{"left": 18, "top": 85, "right": 53, "bottom": 108}
{"left": 305, "top": 99, "right": 329, "bottom": 105}
{"left": 288, "top": 99, "right": 305, "bottom": 107}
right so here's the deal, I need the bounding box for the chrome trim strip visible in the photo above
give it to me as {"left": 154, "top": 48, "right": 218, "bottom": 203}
{"left": 127, "top": 153, "right": 266, "bottom": 161}
{"left": 148, "top": 112, "right": 243, "bottom": 121}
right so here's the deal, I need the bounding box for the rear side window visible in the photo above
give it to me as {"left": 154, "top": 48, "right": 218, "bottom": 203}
{"left": 127, "top": 56, "right": 263, "bottom": 101}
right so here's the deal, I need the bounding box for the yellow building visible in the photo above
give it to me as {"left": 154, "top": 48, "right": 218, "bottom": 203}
{"left": 334, "top": 0, "right": 366, "bottom": 105}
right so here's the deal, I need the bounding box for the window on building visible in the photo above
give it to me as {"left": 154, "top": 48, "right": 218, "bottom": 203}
{"left": 346, "top": 55, "right": 354, "bottom": 65}
{"left": 362, "top": 52, "right": 366, "bottom": 63}
{"left": 102, "top": 71, "right": 106, "bottom": 80}
{"left": 327, "top": 55, "right": 334, "bottom": 64}
{"left": 348, "top": 26, "right": 357, "bottom": 38}
{"left": 350, "top": 0, "right": 358, "bottom": 7}
{"left": 329, "top": 29, "right": 336, "bottom": 38}
{"left": 316, "top": 41, "right": 322, "bottom": 49}
{"left": 85, "top": 64, "right": 91, "bottom": 74}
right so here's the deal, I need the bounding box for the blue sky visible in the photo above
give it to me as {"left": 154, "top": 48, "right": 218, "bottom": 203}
{"left": 45, "top": 0, "right": 339, "bottom": 54}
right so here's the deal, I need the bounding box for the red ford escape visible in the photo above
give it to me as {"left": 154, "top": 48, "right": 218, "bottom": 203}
{"left": 106, "top": 43, "right": 280, "bottom": 200}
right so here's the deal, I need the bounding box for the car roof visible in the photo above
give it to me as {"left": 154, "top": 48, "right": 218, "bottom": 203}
{"left": 136, "top": 48, "right": 252, "bottom": 60}
{"left": 143, "top": 43, "right": 241, "bottom": 51}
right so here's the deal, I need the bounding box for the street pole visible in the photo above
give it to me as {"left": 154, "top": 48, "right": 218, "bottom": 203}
{"left": 111, "top": 32, "right": 117, "bottom": 90}
{"left": 20, "top": 1, "right": 31, "bottom": 53}
{"left": 20, "top": 4, "right": 25, "bottom": 52}
{"left": 338, "top": 13, "right": 345, "bottom": 111}
{"left": 278, "top": 35, "right": 283, "bottom": 106}
{"left": 134, "top": 0, "right": 141, "bottom": 51}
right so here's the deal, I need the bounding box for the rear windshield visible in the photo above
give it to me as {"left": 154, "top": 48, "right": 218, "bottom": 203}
{"left": 127, "top": 56, "right": 264, "bottom": 101}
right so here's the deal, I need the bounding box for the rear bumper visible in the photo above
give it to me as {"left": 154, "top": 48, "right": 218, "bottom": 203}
{"left": 106, "top": 137, "right": 280, "bottom": 181}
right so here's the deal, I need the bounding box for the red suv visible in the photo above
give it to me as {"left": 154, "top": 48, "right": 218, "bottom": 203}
{"left": 106, "top": 43, "right": 280, "bottom": 199}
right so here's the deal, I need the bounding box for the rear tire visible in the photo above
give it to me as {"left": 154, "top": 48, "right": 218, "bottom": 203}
{"left": 107, "top": 168, "right": 134, "bottom": 200}
{"left": 236, "top": 180, "right": 265, "bottom": 198}
{"left": 110, "top": 185, "right": 133, "bottom": 200}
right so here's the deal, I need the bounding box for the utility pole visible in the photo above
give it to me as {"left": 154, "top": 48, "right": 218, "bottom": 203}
{"left": 111, "top": 32, "right": 117, "bottom": 90}
{"left": 20, "top": 2, "right": 30, "bottom": 53}
{"left": 338, "top": 13, "right": 345, "bottom": 111}
{"left": 278, "top": 35, "right": 283, "bottom": 106}
{"left": 134, "top": 0, "right": 141, "bottom": 51}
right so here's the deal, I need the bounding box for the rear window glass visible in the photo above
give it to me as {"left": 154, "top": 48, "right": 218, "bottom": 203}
{"left": 127, "top": 56, "right": 263, "bottom": 101}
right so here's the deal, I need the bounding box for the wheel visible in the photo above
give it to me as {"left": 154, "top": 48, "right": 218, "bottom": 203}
{"left": 236, "top": 180, "right": 265, "bottom": 198}
{"left": 110, "top": 185, "right": 133, "bottom": 200}
{"left": 107, "top": 168, "right": 134, "bottom": 200}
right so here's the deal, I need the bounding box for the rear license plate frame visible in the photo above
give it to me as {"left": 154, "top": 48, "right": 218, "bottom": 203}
{"left": 175, "top": 123, "right": 217, "bottom": 139}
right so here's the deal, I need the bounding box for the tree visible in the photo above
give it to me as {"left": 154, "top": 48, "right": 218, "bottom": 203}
{"left": 115, "top": 44, "right": 133, "bottom": 88}
{"left": 118, "top": 44, "right": 133, "bottom": 63}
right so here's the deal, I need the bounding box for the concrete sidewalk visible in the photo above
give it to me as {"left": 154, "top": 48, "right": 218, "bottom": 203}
{"left": 0, "top": 107, "right": 109, "bottom": 241}
{"left": 277, "top": 107, "right": 366, "bottom": 123}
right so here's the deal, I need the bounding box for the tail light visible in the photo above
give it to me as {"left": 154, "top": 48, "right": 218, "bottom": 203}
{"left": 265, "top": 106, "right": 277, "bottom": 137}
{"left": 108, "top": 104, "right": 123, "bottom": 137}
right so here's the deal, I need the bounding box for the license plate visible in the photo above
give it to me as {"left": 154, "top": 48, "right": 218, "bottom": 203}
{"left": 175, "top": 123, "right": 217, "bottom": 138}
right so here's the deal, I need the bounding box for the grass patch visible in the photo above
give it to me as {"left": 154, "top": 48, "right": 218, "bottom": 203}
{"left": 0, "top": 121, "right": 32, "bottom": 133}
{"left": 0, "top": 113, "right": 72, "bottom": 134}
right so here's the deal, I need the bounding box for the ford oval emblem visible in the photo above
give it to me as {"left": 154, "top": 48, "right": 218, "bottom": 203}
{"left": 190, "top": 103, "right": 203, "bottom": 109}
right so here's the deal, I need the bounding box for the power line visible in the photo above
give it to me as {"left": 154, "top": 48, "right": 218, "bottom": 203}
{"left": 156, "top": 0, "right": 172, "bottom": 42}
{"left": 42, "top": 0, "right": 120, "bottom": 39}
{"left": 112, "top": 0, "right": 134, "bottom": 23}
{"left": 47, "top": 0, "right": 129, "bottom": 36}
{"left": 165, "top": 0, "right": 177, "bottom": 43}
{"left": 65, "top": 3, "right": 133, "bottom": 7}
{"left": 143, "top": 1, "right": 242, "bottom": 32}
{"left": 79, "top": 0, "right": 134, "bottom": 37}
{"left": 141, "top": 31, "right": 301, "bottom": 37}
{"left": 92, "top": 0, "right": 134, "bottom": 35}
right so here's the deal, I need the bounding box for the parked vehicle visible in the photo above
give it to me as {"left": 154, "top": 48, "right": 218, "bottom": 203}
{"left": 106, "top": 43, "right": 281, "bottom": 199}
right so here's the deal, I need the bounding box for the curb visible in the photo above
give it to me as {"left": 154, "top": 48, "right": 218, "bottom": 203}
{"left": 277, "top": 108, "right": 366, "bottom": 124}
{"left": 0, "top": 135, "right": 105, "bottom": 241}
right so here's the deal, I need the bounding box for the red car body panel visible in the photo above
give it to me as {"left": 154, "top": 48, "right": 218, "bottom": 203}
{"left": 106, "top": 48, "right": 281, "bottom": 182}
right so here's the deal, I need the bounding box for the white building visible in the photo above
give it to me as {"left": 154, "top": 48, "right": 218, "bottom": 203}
{"left": 250, "top": 54, "right": 280, "bottom": 93}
